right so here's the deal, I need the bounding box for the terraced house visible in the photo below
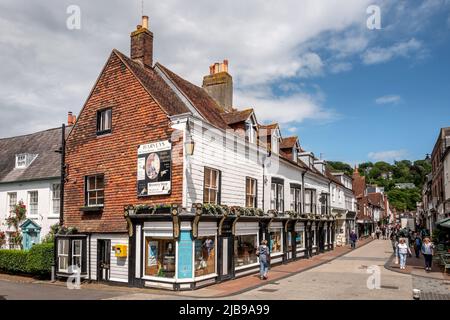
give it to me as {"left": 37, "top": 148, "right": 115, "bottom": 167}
{"left": 56, "top": 16, "right": 347, "bottom": 290}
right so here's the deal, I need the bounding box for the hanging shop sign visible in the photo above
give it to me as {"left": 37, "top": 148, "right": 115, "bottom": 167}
{"left": 137, "top": 140, "right": 172, "bottom": 196}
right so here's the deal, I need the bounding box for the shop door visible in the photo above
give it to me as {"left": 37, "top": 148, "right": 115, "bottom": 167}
{"left": 319, "top": 228, "right": 325, "bottom": 252}
{"left": 97, "top": 240, "right": 111, "bottom": 282}
{"left": 218, "top": 236, "right": 232, "bottom": 281}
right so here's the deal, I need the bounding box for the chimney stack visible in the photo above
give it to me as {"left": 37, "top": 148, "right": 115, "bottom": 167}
{"left": 130, "top": 16, "right": 153, "bottom": 68}
{"left": 67, "top": 111, "right": 76, "bottom": 126}
{"left": 202, "top": 60, "right": 233, "bottom": 112}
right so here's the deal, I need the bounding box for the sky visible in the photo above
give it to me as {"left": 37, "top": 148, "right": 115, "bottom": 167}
{"left": 0, "top": 0, "right": 449, "bottom": 165}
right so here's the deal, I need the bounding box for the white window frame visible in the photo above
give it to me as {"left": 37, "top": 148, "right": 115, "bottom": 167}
{"left": 86, "top": 175, "right": 104, "bottom": 207}
{"left": 245, "top": 177, "right": 257, "bottom": 208}
{"left": 58, "top": 239, "right": 69, "bottom": 272}
{"left": 7, "top": 192, "right": 17, "bottom": 215}
{"left": 204, "top": 168, "right": 220, "bottom": 204}
{"left": 28, "top": 191, "right": 38, "bottom": 216}
{"left": 15, "top": 154, "right": 27, "bottom": 168}
{"left": 72, "top": 239, "right": 82, "bottom": 269}
{"left": 97, "top": 108, "right": 112, "bottom": 133}
{"left": 51, "top": 184, "right": 61, "bottom": 215}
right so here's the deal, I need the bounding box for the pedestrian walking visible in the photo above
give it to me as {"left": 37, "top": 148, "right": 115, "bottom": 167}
{"left": 397, "top": 238, "right": 411, "bottom": 270}
{"left": 375, "top": 227, "right": 381, "bottom": 240}
{"left": 256, "top": 240, "right": 270, "bottom": 280}
{"left": 414, "top": 234, "right": 422, "bottom": 258}
{"left": 382, "top": 227, "right": 386, "bottom": 240}
{"left": 349, "top": 230, "right": 357, "bottom": 249}
{"left": 421, "top": 237, "right": 434, "bottom": 272}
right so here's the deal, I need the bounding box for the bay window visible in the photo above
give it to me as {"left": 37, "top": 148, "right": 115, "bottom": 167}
{"left": 58, "top": 239, "right": 69, "bottom": 272}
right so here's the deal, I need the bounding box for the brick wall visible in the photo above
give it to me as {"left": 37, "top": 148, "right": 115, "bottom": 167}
{"left": 64, "top": 52, "right": 183, "bottom": 233}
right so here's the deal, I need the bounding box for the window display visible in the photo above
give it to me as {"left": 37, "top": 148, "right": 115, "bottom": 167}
{"left": 145, "top": 238, "right": 176, "bottom": 278}
{"left": 195, "top": 237, "right": 216, "bottom": 277}
{"left": 295, "top": 231, "right": 304, "bottom": 249}
{"left": 312, "top": 229, "right": 316, "bottom": 246}
{"left": 269, "top": 229, "right": 282, "bottom": 254}
{"left": 234, "top": 235, "right": 258, "bottom": 268}
{"left": 287, "top": 232, "right": 292, "bottom": 251}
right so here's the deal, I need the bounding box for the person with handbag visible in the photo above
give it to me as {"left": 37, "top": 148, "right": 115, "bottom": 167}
{"left": 421, "top": 237, "right": 434, "bottom": 271}
{"left": 256, "top": 240, "right": 270, "bottom": 280}
{"left": 398, "top": 238, "right": 411, "bottom": 270}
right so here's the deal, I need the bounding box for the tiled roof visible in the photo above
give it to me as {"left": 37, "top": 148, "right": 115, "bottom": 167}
{"left": 258, "top": 123, "right": 279, "bottom": 136}
{"left": 221, "top": 109, "right": 254, "bottom": 125}
{"left": 0, "top": 126, "right": 71, "bottom": 183}
{"left": 113, "top": 50, "right": 190, "bottom": 117}
{"left": 155, "top": 63, "right": 229, "bottom": 130}
{"left": 280, "top": 136, "right": 298, "bottom": 149}
{"left": 368, "top": 192, "right": 384, "bottom": 207}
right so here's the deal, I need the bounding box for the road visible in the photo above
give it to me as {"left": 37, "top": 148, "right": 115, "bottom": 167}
{"left": 1, "top": 240, "right": 448, "bottom": 300}
{"left": 230, "top": 240, "right": 413, "bottom": 300}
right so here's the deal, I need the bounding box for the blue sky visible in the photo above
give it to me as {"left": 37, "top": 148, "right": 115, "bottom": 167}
{"left": 0, "top": 0, "right": 449, "bottom": 165}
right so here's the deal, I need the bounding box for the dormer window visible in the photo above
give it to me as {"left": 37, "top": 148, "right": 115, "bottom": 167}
{"left": 245, "top": 120, "right": 256, "bottom": 144}
{"left": 15, "top": 153, "right": 38, "bottom": 169}
{"left": 292, "top": 147, "right": 298, "bottom": 161}
{"left": 271, "top": 132, "right": 280, "bottom": 154}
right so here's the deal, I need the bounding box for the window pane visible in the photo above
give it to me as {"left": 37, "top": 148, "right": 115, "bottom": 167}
{"left": 211, "top": 170, "right": 217, "bottom": 189}
{"left": 204, "top": 168, "right": 211, "bottom": 187}
{"left": 96, "top": 175, "right": 104, "bottom": 190}
{"left": 269, "top": 230, "right": 282, "bottom": 253}
{"left": 88, "top": 177, "right": 96, "bottom": 190}
{"left": 234, "top": 235, "right": 258, "bottom": 268}
{"left": 73, "top": 240, "right": 81, "bottom": 255}
{"left": 194, "top": 237, "right": 216, "bottom": 277}
{"left": 145, "top": 238, "right": 176, "bottom": 278}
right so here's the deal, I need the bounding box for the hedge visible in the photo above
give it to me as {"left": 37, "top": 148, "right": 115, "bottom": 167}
{"left": 0, "top": 243, "right": 54, "bottom": 278}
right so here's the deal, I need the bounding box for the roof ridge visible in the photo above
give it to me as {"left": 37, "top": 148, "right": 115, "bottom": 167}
{"left": 0, "top": 126, "right": 63, "bottom": 141}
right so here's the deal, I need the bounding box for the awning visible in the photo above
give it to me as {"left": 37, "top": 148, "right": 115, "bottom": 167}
{"left": 436, "top": 217, "right": 450, "bottom": 229}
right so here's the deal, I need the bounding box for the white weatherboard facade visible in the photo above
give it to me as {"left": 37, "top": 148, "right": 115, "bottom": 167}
{"left": 0, "top": 179, "right": 60, "bottom": 248}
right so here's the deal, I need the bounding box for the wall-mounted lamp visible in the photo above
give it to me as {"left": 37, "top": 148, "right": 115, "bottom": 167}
{"left": 185, "top": 119, "right": 195, "bottom": 156}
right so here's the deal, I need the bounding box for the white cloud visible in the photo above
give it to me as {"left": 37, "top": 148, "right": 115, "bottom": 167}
{"left": 375, "top": 95, "right": 402, "bottom": 105}
{"left": 368, "top": 150, "right": 408, "bottom": 162}
{"left": 362, "top": 39, "right": 422, "bottom": 65}
{"left": 235, "top": 89, "right": 336, "bottom": 125}
{"left": 330, "top": 62, "right": 353, "bottom": 73}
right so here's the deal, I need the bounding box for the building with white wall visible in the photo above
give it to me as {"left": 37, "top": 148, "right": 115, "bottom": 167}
{"left": 0, "top": 126, "right": 69, "bottom": 249}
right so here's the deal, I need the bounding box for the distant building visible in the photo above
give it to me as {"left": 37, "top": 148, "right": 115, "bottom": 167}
{"left": 395, "top": 183, "right": 416, "bottom": 189}
{"left": 0, "top": 122, "right": 72, "bottom": 249}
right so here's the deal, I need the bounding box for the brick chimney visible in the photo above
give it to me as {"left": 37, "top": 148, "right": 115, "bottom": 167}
{"left": 130, "top": 16, "right": 153, "bottom": 68}
{"left": 202, "top": 60, "right": 233, "bottom": 112}
{"left": 67, "top": 111, "right": 76, "bottom": 126}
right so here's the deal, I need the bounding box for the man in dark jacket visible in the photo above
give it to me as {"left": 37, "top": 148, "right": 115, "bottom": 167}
{"left": 349, "top": 230, "right": 358, "bottom": 249}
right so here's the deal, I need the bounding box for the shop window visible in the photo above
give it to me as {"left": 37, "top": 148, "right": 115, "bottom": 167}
{"left": 58, "top": 239, "right": 69, "bottom": 272}
{"left": 144, "top": 238, "right": 176, "bottom": 278}
{"left": 203, "top": 167, "right": 220, "bottom": 204}
{"left": 194, "top": 237, "right": 216, "bottom": 277}
{"left": 312, "top": 229, "right": 316, "bottom": 246}
{"left": 234, "top": 234, "right": 258, "bottom": 268}
{"left": 85, "top": 174, "right": 104, "bottom": 207}
{"left": 287, "top": 232, "right": 292, "bottom": 252}
{"left": 269, "top": 229, "right": 282, "bottom": 254}
{"left": 245, "top": 177, "right": 257, "bottom": 208}
{"left": 295, "top": 230, "right": 305, "bottom": 248}
{"left": 97, "top": 108, "right": 112, "bottom": 135}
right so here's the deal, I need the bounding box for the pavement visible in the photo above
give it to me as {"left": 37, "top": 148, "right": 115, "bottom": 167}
{"left": 1, "top": 237, "right": 448, "bottom": 300}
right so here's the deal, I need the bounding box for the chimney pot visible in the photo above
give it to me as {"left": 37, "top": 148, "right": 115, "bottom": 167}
{"left": 142, "top": 16, "right": 149, "bottom": 29}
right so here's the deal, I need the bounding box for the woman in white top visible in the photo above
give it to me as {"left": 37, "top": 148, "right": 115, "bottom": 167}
{"left": 397, "top": 238, "right": 411, "bottom": 269}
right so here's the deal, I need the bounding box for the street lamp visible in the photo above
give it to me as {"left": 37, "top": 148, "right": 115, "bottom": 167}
{"left": 185, "top": 119, "right": 195, "bottom": 156}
